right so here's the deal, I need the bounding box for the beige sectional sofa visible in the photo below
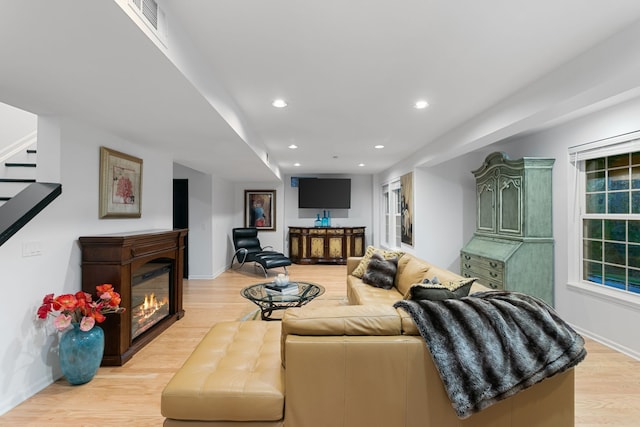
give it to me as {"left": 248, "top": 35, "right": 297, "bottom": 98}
{"left": 161, "top": 251, "right": 576, "bottom": 427}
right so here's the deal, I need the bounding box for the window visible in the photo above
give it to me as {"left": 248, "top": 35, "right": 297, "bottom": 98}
{"left": 381, "top": 180, "right": 401, "bottom": 249}
{"left": 570, "top": 132, "right": 640, "bottom": 298}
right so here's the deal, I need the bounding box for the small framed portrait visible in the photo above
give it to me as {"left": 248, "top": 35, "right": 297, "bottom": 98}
{"left": 244, "top": 190, "right": 276, "bottom": 230}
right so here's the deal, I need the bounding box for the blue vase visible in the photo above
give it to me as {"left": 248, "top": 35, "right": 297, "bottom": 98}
{"left": 59, "top": 323, "right": 105, "bottom": 385}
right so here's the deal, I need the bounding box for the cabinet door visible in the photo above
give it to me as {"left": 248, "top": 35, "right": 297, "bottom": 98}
{"left": 477, "top": 176, "right": 496, "bottom": 233}
{"left": 498, "top": 173, "right": 523, "bottom": 235}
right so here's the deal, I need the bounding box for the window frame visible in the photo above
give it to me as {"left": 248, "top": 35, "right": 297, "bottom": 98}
{"left": 381, "top": 179, "right": 402, "bottom": 250}
{"left": 568, "top": 130, "right": 640, "bottom": 308}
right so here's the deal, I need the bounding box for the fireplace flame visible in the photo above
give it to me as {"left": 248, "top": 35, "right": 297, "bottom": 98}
{"left": 137, "top": 293, "right": 169, "bottom": 323}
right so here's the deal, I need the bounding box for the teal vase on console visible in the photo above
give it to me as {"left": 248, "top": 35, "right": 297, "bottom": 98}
{"left": 59, "top": 323, "right": 105, "bottom": 385}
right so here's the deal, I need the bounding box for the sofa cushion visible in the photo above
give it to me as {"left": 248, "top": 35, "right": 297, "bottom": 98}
{"left": 405, "top": 278, "right": 476, "bottom": 301}
{"left": 281, "top": 305, "right": 402, "bottom": 366}
{"left": 348, "top": 275, "right": 404, "bottom": 306}
{"left": 362, "top": 253, "right": 398, "bottom": 289}
{"left": 395, "top": 255, "right": 431, "bottom": 296}
{"left": 351, "top": 246, "right": 404, "bottom": 278}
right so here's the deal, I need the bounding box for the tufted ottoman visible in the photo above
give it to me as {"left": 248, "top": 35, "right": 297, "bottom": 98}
{"left": 161, "top": 321, "right": 284, "bottom": 426}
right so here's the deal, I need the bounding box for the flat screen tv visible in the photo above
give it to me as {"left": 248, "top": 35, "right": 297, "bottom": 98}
{"left": 298, "top": 178, "right": 351, "bottom": 209}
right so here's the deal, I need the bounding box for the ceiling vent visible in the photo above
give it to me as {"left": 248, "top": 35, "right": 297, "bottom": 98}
{"left": 128, "top": 0, "right": 168, "bottom": 47}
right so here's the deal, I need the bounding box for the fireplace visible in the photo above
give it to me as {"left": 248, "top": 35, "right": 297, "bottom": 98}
{"left": 79, "top": 229, "right": 187, "bottom": 366}
{"left": 131, "top": 261, "right": 171, "bottom": 339}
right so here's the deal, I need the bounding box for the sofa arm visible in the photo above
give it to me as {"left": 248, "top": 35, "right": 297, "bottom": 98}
{"left": 346, "top": 257, "right": 362, "bottom": 276}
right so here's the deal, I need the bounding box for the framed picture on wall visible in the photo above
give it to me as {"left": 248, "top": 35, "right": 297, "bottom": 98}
{"left": 244, "top": 190, "right": 276, "bottom": 231}
{"left": 99, "top": 147, "right": 143, "bottom": 218}
{"left": 401, "top": 172, "right": 413, "bottom": 245}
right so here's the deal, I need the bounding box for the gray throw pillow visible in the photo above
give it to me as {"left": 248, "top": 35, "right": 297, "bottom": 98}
{"left": 406, "top": 278, "right": 476, "bottom": 301}
{"left": 362, "top": 252, "right": 398, "bottom": 290}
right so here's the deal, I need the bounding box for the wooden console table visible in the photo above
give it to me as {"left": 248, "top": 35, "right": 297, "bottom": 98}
{"left": 288, "top": 226, "right": 365, "bottom": 264}
{"left": 79, "top": 229, "right": 187, "bottom": 366}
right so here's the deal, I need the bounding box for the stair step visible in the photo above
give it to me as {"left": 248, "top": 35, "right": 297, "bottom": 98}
{"left": 0, "top": 197, "right": 10, "bottom": 201}
{"left": 0, "top": 178, "right": 36, "bottom": 183}
{"left": 5, "top": 163, "right": 36, "bottom": 167}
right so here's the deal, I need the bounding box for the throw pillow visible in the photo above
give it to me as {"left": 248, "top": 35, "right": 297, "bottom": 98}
{"left": 405, "top": 277, "right": 476, "bottom": 301}
{"left": 395, "top": 256, "right": 431, "bottom": 296}
{"left": 352, "top": 245, "right": 404, "bottom": 278}
{"left": 362, "top": 252, "right": 398, "bottom": 290}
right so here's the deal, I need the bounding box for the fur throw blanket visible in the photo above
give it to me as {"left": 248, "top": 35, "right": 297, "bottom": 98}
{"left": 394, "top": 291, "right": 587, "bottom": 419}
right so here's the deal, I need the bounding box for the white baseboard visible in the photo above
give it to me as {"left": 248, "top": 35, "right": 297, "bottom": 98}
{"left": 0, "top": 374, "right": 57, "bottom": 416}
{"left": 570, "top": 324, "right": 640, "bottom": 361}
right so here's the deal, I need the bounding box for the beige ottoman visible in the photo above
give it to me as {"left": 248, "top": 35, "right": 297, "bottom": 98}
{"left": 162, "top": 321, "right": 284, "bottom": 426}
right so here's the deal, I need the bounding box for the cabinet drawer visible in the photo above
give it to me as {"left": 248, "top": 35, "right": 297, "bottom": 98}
{"left": 461, "top": 268, "right": 504, "bottom": 290}
{"left": 461, "top": 252, "right": 504, "bottom": 272}
{"left": 461, "top": 261, "right": 504, "bottom": 281}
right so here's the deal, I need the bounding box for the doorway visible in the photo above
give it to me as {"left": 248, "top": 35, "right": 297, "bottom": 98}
{"left": 173, "top": 179, "right": 189, "bottom": 278}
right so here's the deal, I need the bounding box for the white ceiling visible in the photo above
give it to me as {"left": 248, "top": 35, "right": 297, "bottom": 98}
{"left": 2, "top": 1, "right": 640, "bottom": 181}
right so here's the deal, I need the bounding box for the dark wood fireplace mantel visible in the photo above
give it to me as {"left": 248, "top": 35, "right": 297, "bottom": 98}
{"left": 79, "top": 229, "right": 187, "bottom": 366}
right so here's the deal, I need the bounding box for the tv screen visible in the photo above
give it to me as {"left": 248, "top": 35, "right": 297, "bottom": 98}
{"left": 298, "top": 178, "right": 351, "bottom": 209}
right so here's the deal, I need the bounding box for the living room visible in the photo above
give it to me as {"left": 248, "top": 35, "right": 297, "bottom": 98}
{"left": 1, "top": 1, "right": 640, "bottom": 424}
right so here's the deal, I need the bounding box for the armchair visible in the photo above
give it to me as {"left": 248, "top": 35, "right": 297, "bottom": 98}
{"left": 230, "top": 227, "right": 291, "bottom": 277}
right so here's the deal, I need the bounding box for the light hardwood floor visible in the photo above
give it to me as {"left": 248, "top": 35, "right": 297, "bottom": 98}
{"left": 1, "top": 264, "right": 639, "bottom": 426}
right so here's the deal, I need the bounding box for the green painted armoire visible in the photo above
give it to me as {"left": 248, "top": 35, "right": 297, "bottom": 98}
{"left": 460, "top": 152, "right": 555, "bottom": 305}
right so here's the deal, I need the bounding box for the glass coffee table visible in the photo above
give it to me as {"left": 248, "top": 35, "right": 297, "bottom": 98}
{"left": 241, "top": 281, "right": 325, "bottom": 320}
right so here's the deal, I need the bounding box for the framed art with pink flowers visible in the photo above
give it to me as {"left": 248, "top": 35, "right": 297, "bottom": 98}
{"left": 99, "top": 147, "right": 143, "bottom": 218}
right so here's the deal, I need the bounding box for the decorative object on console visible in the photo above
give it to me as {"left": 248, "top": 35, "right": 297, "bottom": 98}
{"left": 460, "top": 152, "right": 555, "bottom": 305}
{"left": 245, "top": 190, "right": 276, "bottom": 230}
{"left": 99, "top": 147, "right": 142, "bottom": 218}
{"left": 362, "top": 252, "right": 398, "bottom": 289}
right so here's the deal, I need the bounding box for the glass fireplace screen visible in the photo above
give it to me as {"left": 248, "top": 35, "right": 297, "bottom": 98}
{"left": 131, "top": 261, "right": 171, "bottom": 339}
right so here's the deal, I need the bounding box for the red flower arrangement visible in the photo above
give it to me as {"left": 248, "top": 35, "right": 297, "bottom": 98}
{"left": 37, "top": 284, "right": 125, "bottom": 332}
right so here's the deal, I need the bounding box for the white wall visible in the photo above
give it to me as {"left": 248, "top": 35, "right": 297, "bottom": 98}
{"left": 212, "top": 175, "right": 237, "bottom": 277}
{"left": 283, "top": 174, "right": 374, "bottom": 253}
{"left": 0, "top": 117, "right": 174, "bottom": 415}
{"left": 173, "top": 163, "right": 213, "bottom": 279}
{"left": 0, "top": 101, "right": 36, "bottom": 150}
{"left": 413, "top": 154, "right": 485, "bottom": 272}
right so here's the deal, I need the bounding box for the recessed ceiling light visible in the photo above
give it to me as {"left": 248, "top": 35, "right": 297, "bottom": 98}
{"left": 272, "top": 99, "right": 288, "bottom": 108}
{"left": 374, "top": 145, "right": 385, "bottom": 149}
{"left": 288, "top": 144, "right": 298, "bottom": 149}
{"left": 358, "top": 163, "right": 365, "bottom": 167}
{"left": 414, "top": 100, "right": 429, "bottom": 109}
{"left": 294, "top": 162, "right": 301, "bottom": 167}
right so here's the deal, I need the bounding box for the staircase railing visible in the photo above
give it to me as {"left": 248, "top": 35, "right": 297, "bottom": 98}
{"left": 0, "top": 182, "right": 62, "bottom": 247}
